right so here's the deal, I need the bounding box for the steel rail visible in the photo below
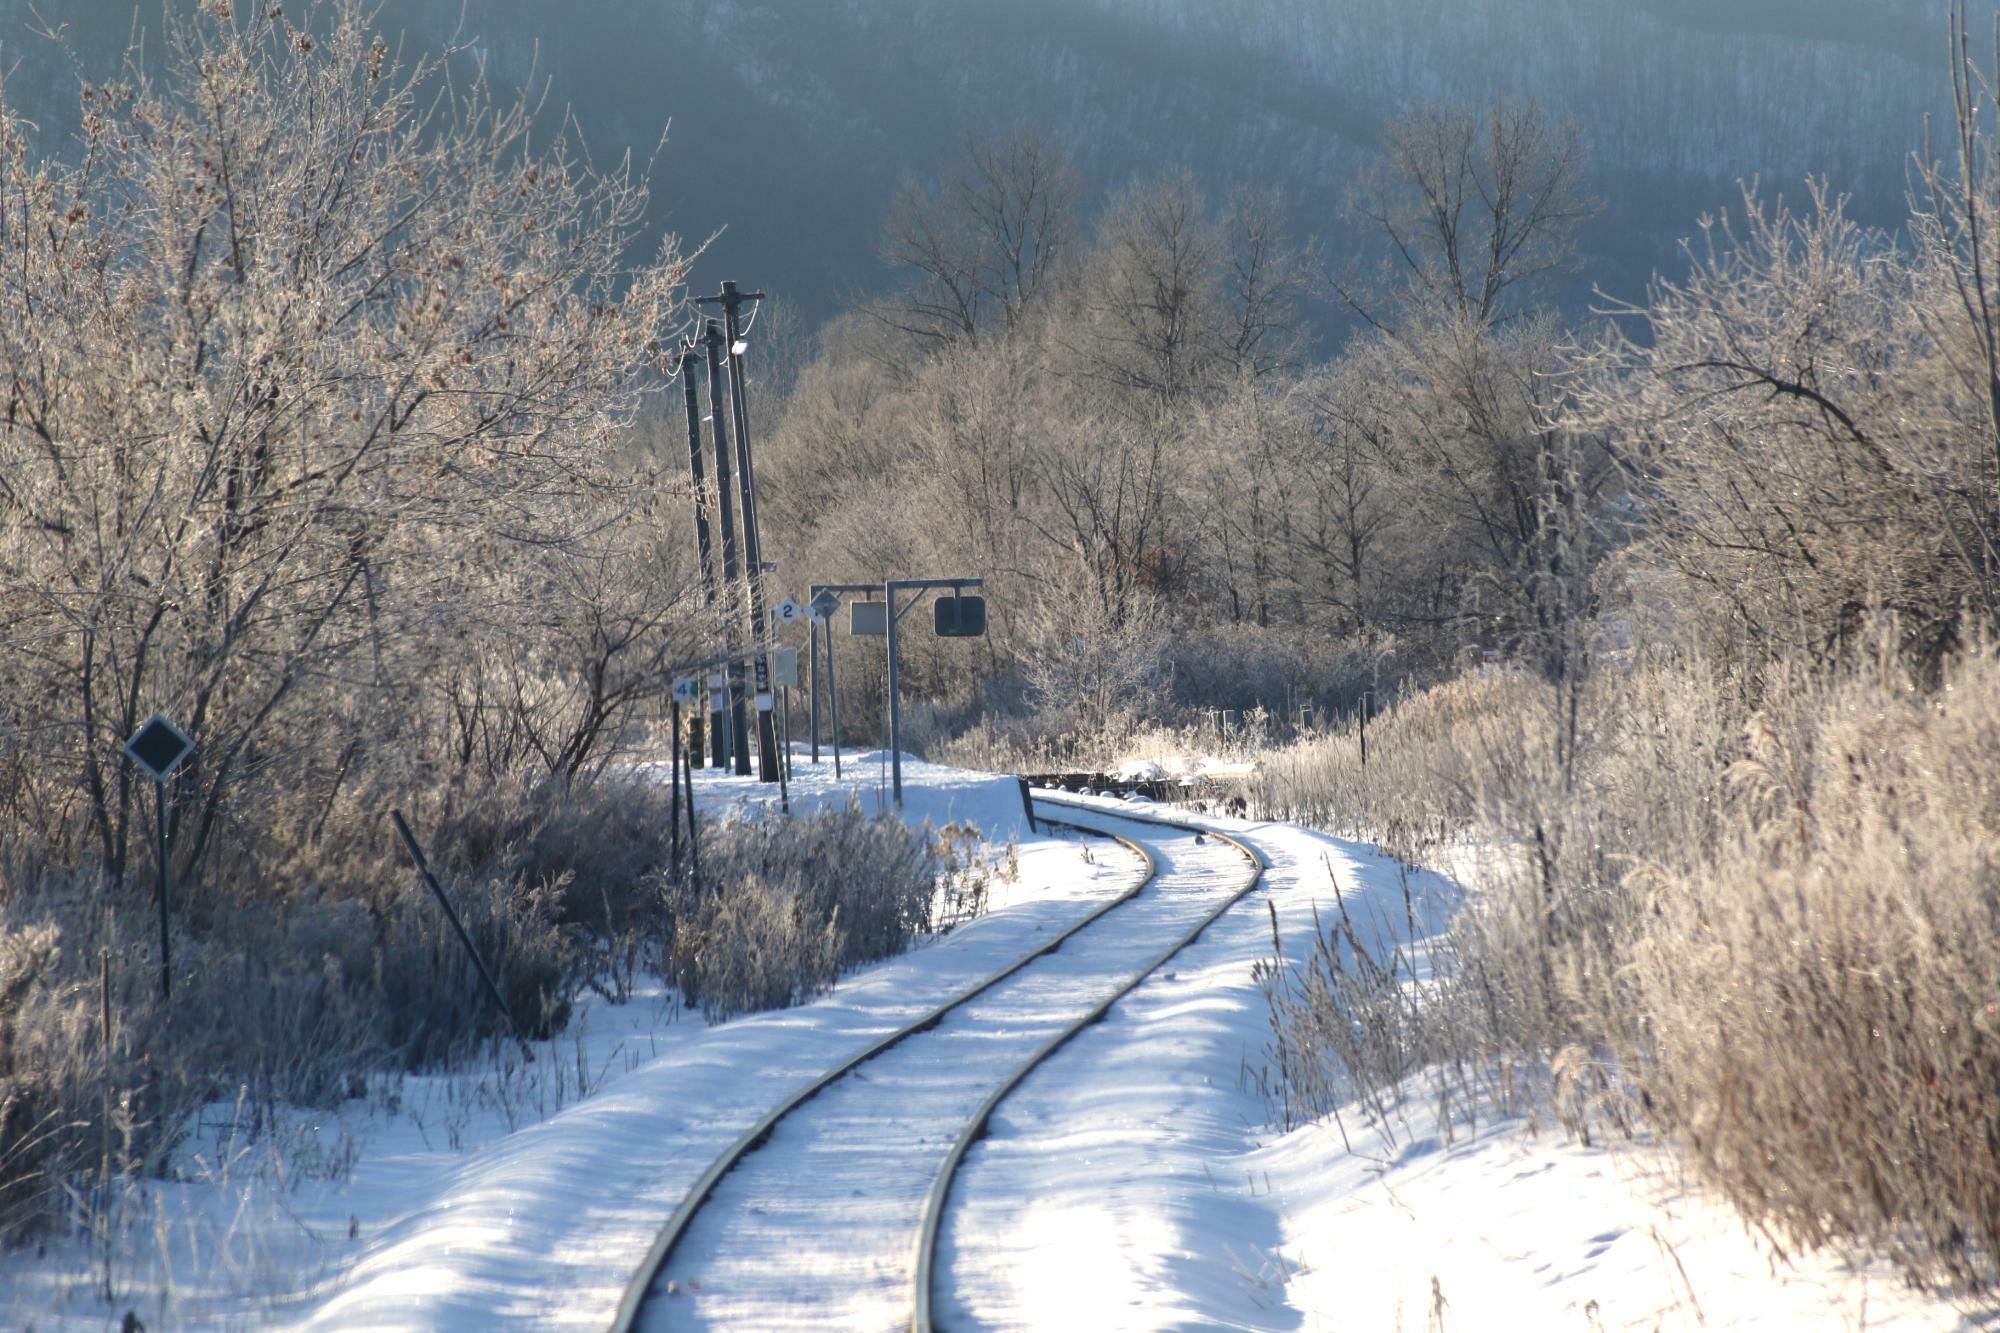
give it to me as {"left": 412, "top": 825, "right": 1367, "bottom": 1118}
{"left": 608, "top": 818, "right": 1158, "bottom": 1332}
{"left": 908, "top": 796, "right": 1268, "bottom": 1333}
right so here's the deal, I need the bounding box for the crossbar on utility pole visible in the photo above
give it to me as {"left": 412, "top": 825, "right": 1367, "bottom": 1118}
{"left": 884, "top": 578, "right": 983, "bottom": 806}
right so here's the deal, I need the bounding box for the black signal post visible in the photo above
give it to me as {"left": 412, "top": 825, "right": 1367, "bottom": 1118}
{"left": 123, "top": 715, "right": 195, "bottom": 1001}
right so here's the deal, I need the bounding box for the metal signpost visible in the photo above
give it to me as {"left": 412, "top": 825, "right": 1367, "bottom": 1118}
{"left": 123, "top": 715, "right": 194, "bottom": 1000}
{"left": 807, "top": 583, "right": 876, "bottom": 779}
{"left": 670, "top": 677, "right": 700, "bottom": 874}
{"left": 772, "top": 648, "right": 800, "bottom": 791}
{"left": 806, "top": 589, "right": 842, "bottom": 768}
{"left": 883, "top": 578, "right": 984, "bottom": 806}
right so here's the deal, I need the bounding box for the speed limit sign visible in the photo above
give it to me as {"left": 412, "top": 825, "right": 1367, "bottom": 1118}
{"left": 775, "top": 596, "right": 803, "bottom": 626}
{"left": 672, "top": 677, "right": 700, "bottom": 705}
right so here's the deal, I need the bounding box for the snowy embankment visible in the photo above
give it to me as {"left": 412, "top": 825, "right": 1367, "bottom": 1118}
{"left": 947, "top": 793, "right": 1968, "bottom": 1330}
{"left": 2, "top": 754, "right": 1974, "bottom": 1329}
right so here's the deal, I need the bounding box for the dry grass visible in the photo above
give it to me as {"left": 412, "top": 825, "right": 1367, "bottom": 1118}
{"left": 1257, "top": 638, "right": 2000, "bottom": 1290}
{"left": 661, "top": 804, "right": 959, "bottom": 1021}
{"left": 1625, "top": 648, "right": 2000, "bottom": 1287}
{"left": 1250, "top": 669, "right": 1548, "bottom": 866}
{"left": 0, "top": 774, "right": 982, "bottom": 1247}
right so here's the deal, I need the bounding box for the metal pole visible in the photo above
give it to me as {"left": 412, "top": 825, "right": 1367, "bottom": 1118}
{"left": 701, "top": 319, "right": 752, "bottom": 776}
{"left": 391, "top": 811, "right": 533, "bottom": 1060}
{"left": 682, "top": 737, "right": 701, "bottom": 888}
{"left": 670, "top": 700, "right": 683, "bottom": 877}
{"left": 154, "top": 780, "right": 170, "bottom": 1001}
{"left": 677, "top": 345, "right": 721, "bottom": 767}
{"left": 886, "top": 581, "right": 904, "bottom": 805}
{"left": 827, "top": 614, "right": 843, "bottom": 781}
{"left": 809, "top": 604, "right": 821, "bottom": 764}
{"left": 777, "top": 687, "right": 790, "bottom": 812}
{"left": 714, "top": 282, "right": 780, "bottom": 784}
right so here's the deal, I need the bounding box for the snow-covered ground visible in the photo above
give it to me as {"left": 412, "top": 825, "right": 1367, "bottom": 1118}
{"left": 2, "top": 753, "right": 1980, "bottom": 1330}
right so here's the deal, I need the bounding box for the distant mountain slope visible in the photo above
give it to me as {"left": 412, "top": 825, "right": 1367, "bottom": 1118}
{"left": 0, "top": 1, "right": 1969, "bottom": 329}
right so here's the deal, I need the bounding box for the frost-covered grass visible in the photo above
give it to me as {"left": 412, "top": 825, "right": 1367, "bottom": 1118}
{"left": 1250, "top": 643, "right": 2000, "bottom": 1294}
{"left": 0, "top": 751, "right": 998, "bottom": 1314}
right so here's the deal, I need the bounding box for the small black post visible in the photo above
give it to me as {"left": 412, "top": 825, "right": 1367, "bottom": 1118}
{"left": 1016, "top": 776, "right": 1037, "bottom": 834}
{"left": 681, "top": 735, "right": 701, "bottom": 887}
{"left": 780, "top": 684, "right": 794, "bottom": 785}
{"left": 390, "top": 811, "right": 534, "bottom": 1060}
{"left": 670, "top": 699, "right": 684, "bottom": 877}
{"left": 777, "top": 686, "right": 791, "bottom": 814}
{"left": 154, "top": 781, "right": 170, "bottom": 1000}
{"left": 826, "top": 613, "right": 844, "bottom": 781}
{"left": 809, "top": 605, "right": 821, "bottom": 764}
{"left": 1359, "top": 691, "right": 1371, "bottom": 768}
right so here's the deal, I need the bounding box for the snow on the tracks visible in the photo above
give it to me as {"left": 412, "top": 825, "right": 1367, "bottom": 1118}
{"left": 942, "top": 792, "right": 1970, "bottom": 1331}
{"left": 2, "top": 754, "right": 1976, "bottom": 1330}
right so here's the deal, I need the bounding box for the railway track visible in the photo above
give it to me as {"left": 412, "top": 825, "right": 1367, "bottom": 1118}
{"left": 609, "top": 796, "right": 1266, "bottom": 1332}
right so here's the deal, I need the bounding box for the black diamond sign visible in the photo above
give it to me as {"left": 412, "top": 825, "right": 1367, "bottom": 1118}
{"left": 125, "top": 715, "right": 194, "bottom": 782}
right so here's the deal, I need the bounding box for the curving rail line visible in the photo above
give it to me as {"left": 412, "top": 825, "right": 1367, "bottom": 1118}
{"left": 609, "top": 795, "right": 1265, "bottom": 1333}
{"left": 910, "top": 799, "right": 1266, "bottom": 1331}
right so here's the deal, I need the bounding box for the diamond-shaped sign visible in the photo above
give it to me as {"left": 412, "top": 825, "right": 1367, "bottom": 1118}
{"left": 124, "top": 715, "right": 194, "bottom": 782}
{"left": 808, "top": 590, "right": 841, "bottom": 623}
{"left": 774, "top": 596, "right": 803, "bottom": 626}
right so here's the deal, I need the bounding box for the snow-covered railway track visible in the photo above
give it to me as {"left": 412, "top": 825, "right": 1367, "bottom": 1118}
{"left": 609, "top": 799, "right": 1264, "bottom": 1333}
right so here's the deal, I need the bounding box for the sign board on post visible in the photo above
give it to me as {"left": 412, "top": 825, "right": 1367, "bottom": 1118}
{"left": 933, "top": 595, "right": 988, "bottom": 638}
{"left": 708, "top": 672, "right": 727, "bottom": 711}
{"left": 849, "top": 601, "right": 888, "bottom": 637}
{"left": 772, "top": 647, "right": 800, "bottom": 688}
{"left": 672, "top": 677, "right": 702, "bottom": 706}
{"left": 774, "top": 596, "right": 803, "bottom": 626}
{"left": 124, "top": 714, "right": 195, "bottom": 1003}
{"left": 125, "top": 715, "right": 195, "bottom": 781}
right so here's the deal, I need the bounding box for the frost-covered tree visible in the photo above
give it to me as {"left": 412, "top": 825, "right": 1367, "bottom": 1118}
{"left": 0, "top": 0, "right": 696, "bottom": 877}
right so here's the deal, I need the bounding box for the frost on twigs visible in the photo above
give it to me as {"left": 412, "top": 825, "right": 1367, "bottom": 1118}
{"left": 0, "top": 0, "right": 698, "bottom": 1246}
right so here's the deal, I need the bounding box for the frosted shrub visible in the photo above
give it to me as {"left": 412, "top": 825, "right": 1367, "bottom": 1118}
{"left": 1624, "top": 649, "right": 2000, "bottom": 1287}
{"left": 1250, "top": 669, "right": 1547, "bottom": 863}
{"left": 1260, "top": 639, "right": 2000, "bottom": 1289}
{"left": 663, "top": 805, "right": 954, "bottom": 1021}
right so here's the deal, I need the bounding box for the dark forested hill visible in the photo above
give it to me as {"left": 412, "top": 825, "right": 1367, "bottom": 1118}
{"left": 0, "top": 1, "right": 1970, "bottom": 331}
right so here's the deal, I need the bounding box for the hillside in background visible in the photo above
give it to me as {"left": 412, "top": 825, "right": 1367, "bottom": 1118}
{"left": 0, "top": 0, "right": 1967, "bottom": 331}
